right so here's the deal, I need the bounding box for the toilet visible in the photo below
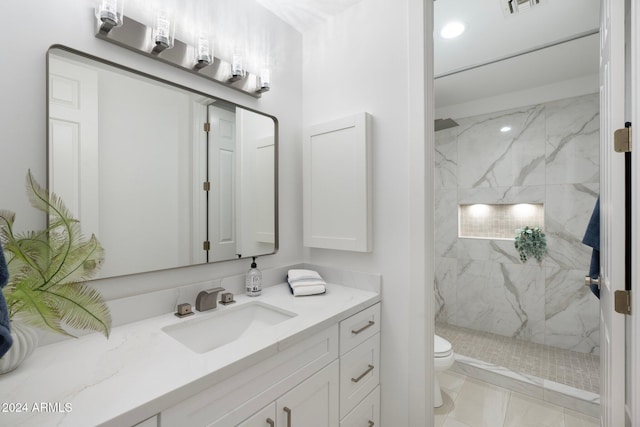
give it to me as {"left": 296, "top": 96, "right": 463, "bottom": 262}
{"left": 434, "top": 334, "right": 454, "bottom": 407}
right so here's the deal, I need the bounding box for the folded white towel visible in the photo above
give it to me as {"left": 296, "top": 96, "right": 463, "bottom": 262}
{"left": 287, "top": 269, "right": 324, "bottom": 282}
{"left": 289, "top": 278, "right": 326, "bottom": 288}
{"left": 287, "top": 269, "right": 326, "bottom": 296}
{"left": 288, "top": 269, "right": 327, "bottom": 288}
{"left": 291, "top": 284, "right": 326, "bottom": 297}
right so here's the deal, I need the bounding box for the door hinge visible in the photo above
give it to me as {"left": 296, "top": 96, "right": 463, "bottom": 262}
{"left": 203, "top": 241, "right": 210, "bottom": 251}
{"left": 614, "top": 290, "right": 631, "bottom": 315}
{"left": 204, "top": 122, "right": 211, "bottom": 133}
{"left": 203, "top": 181, "right": 211, "bottom": 191}
{"left": 614, "top": 122, "right": 631, "bottom": 152}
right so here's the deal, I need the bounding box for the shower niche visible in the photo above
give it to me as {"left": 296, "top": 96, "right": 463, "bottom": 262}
{"left": 458, "top": 203, "right": 544, "bottom": 240}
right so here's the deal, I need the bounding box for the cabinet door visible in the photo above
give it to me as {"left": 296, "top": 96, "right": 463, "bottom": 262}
{"left": 238, "top": 403, "right": 276, "bottom": 427}
{"left": 276, "top": 360, "right": 339, "bottom": 427}
{"left": 303, "top": 112, "right": 372, "bottom": 252}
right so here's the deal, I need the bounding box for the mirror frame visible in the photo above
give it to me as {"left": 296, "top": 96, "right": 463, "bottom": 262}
{"left": 46, "top": 44, "right": 279, "bottom": 278}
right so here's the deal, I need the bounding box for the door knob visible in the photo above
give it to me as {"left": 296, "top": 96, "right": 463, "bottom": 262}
{"left": 585, "top": 275, "right": 600, "bottom": 289}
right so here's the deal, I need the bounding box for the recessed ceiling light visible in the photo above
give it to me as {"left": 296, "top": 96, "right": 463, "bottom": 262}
{"left": 440, "top": 21, "right": 466, "bottom": 39}
{"left": 500, "top": 126, "right": 512, "bottom": 133}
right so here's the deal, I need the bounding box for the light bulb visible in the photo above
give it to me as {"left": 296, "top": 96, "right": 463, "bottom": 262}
{"left": 96, "top": 0, "right": 123, "bottom": 33}
{"left": 259, "top": 68, "right": 271, "bottom": 91}
{"left": 152, "top": 9, "right": 175, "bottom": 52}
{"left": 232, "top": 54, "right": 244, "bottom": 78}
{"left": 195, "top": 36, "right": 213, "bottom": 68}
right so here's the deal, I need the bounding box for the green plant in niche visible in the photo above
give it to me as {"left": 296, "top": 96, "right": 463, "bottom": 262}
{"left": 514, "top": 226, "right": 547, "bottom": 263}
{"left": 0, "top": 171, "right": 111, "bottom": 338}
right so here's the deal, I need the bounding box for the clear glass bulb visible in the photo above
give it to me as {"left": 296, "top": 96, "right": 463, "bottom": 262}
{"left": 260, "top": 68, "right": 271, "bottom": 90}
{"left": 97, "top": 0, "right": 123, "bottom": 29}
{"left": 232, "top": 54, "right": 244, "bottom": 78}
{"left": 196, "top": 36, "right": 213, "bottom": 65}
{"left": 153, "top": 10, "right": 174, "bottom": 49}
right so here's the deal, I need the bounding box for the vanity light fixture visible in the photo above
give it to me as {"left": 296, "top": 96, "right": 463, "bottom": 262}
{"left": 440, "top": 21, "right": 466, "bottom": 39}
{"left": 500, "top": 126, "right": 512, "bottom": 133}
{"left": 151, "top": 9, "right": 175, "bottom": 54}
{"left": 194, "top": 35, "right": 213, "bottom": 69}
{"left": 96, "top": 0, "right": 124, "bottom": 34}
{"left": 256, "top": 68, "right": 271, "bottom": 93}
{"left": 94, "top": 12, "right": 269, "bottom": 97}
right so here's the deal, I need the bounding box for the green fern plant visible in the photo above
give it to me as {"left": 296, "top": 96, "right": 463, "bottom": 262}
{"left": 0, "top": 171, "right": 111, "bottom": 338}
{"left": 514, "top": 226, "right": 547, "bottom": 264}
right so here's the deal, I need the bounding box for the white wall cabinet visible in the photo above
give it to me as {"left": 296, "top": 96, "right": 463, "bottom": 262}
{"left": 303, "top": 113, "right": 372, "bottom": 252}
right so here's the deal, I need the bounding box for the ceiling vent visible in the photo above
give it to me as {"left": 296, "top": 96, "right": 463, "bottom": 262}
{"left": 502, "top": 0, "right": 542, "bottom": 15}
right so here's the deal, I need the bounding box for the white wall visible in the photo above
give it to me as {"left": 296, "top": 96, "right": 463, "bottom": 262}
{"left": 1, "top": 0, "right": 302, "bottom": 300}
{"left": 302, "top": 0, "right": 432, "bottom": 425}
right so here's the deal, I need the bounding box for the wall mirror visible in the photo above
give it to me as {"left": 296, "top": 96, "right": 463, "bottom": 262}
{"left": 47, "top": 46, "right": 278, "bottom": 279}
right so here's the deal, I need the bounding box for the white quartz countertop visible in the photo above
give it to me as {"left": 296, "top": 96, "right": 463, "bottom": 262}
{"left": 0, "top": 282, "right": 380, "bottom": 426}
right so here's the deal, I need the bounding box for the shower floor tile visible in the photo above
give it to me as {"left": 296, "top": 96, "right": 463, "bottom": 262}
{"left": 436, "top": 323, "right": 600, "bottom": 394}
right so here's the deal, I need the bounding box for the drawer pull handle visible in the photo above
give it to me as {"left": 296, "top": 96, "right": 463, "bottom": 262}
{"left": 351, "top": 364, "right": 375, "bottom": 383}
{"left": 352, "top": 320, "right": 375, "bottom": 335}
{"left": 283, "top": 406, "right": 292, "bottom": 427}
{"left": 266, "top": 418, "right": 275, "bottom": 427}
{"left": 368, "top": 421, "right": 375, "bottom": 427}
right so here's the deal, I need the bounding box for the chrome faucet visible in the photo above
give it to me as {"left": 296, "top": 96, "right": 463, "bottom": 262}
{"left": 195, "top": 287, "right": 225, "bottom": 312}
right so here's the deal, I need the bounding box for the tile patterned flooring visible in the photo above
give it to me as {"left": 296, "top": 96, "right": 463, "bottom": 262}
{"left": 436, "top": 371, "right": 600, "bottom": 427}
{"left": 436, "top": 323, "right": 600, "bottom": 394}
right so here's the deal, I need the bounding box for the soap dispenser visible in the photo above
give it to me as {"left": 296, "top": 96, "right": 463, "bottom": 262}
{"left": 245, "top": 257, "right": 262, "bottom": 296}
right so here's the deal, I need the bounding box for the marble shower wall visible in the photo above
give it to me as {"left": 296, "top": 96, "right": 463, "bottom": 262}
{"left": 434, "top": 93, "right": 601, "bottom": 355}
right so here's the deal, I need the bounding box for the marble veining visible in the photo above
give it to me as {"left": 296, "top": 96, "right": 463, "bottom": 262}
{"left": 457, "top": 105, "right": 546, "bottom": 189}
{"left": 434, "top": 93, "right": 600, "bottom": 356}
{"left": 545, "top": 94, "right": 600, "bottom": 185}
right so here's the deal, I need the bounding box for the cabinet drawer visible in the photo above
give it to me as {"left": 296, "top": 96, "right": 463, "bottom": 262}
{"left": 339, "top": 303, "right": 380, "bottom": 355}
{"left": 339, "top": 334, "right": 380, "bottom": 418}
{"left": 340, "top": 386, "right": 380, "bottom": 427}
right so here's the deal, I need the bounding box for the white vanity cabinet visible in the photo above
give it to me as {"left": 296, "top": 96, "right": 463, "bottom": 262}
{"left": 161, "top": 326, "right": 338, "bottom": 427}
{"left": 159, "top": 303, "right": 381, "bottom": 427}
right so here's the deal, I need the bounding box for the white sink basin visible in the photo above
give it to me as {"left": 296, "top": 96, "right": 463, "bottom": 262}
{"left": 162, "top": 301, "right": 297, "bottom": 353}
